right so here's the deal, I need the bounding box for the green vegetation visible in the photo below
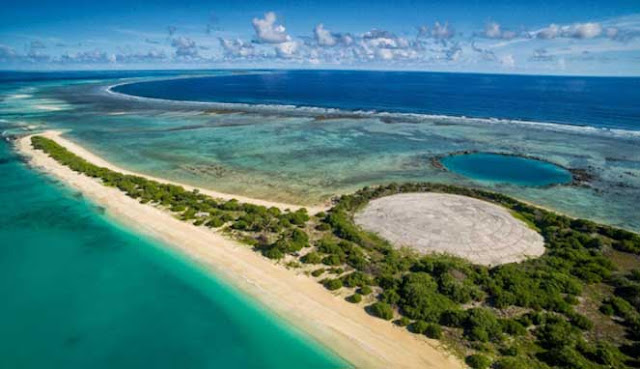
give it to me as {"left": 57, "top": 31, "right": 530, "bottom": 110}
{"left": 369, "top": 302, "right": 394, "bottom": 320}
{"left": 466, "top": 354, "right": 492, "bottom": 369}
{"left": 32, "top": 136, "right": 640, "bottom": 368}
{"left": 323, "top": 278, "right": 343, "bottom": 291}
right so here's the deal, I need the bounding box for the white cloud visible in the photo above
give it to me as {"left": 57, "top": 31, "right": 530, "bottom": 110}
{"left": 535, "top": 22, "right": 603, "bottom": 39}
{"left": 314, "top": 24, "right": 336, "bottom": 46}
{"left": 567, "top": 22, "right": 602, "bottom": 39}
{"left": 536, "top": 24, "right": 560, "bottom": 39}
{"left": 499, "top": 54, "right": 515, "bottom": 67}
{"left": 418, "top": 21, "right": 455, "bottom": 40}
{"left": 171, "top": 37, "right": 198, "bottom": 58}
{"left": 252, "top": 12, "right": 291, "bottom": 44}
{"left": 219, "top": 38, "right": 255, "bottom": 57}
{"left": 60, "top": 50, "right": 116, "bottom": 64}
{"left": 275, "top": 40, "right": 299, "bottom": 58}
{"left": 485, "top": 22, "right": 502, "bottom": 38}
{"left": 483, "top": 22, "right": 517, "bottom": 39}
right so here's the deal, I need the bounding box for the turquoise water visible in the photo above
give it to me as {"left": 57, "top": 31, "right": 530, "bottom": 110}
{"left": 1, "top": 71, "right": 639, "bottom": 232}
{"left": 0, "top": 141, "right": 347, "bottom": 369}
{"left": 441, "top": 153, "right": 573, "bottom": 186}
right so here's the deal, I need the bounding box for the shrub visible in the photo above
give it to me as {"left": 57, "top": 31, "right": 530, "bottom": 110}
{"left": 289, "top": 228, "right": 309, "bottom": 250}
{"left": 359, "top": 285, "right": 373, "bottom": 295}
{"left": 342, "top": 271, "right": 373, "bottom": 288}
{"left": 311, "top": 268, "right": 325, "bottom": 277}
{"left": 205, "top": 217, "right": 225, "bottom": 228}
{"left": 567, "top": 312, "right": 593, "bottom": 331}
{"left": 324, "top": 278, "right": 343, "bottom": 291}
{"left": 369, "top": 302, "right": 394, "bottom": 320}
{"left": 535, "top": 316, "right": 578, "bottom": 349}
{"left": 465, "top": 354, "right": 491, "bottom": 369}
{"left": 315, "top": 223, "right": 331, "bottom": 231}
{"left": 463, "top": 308, "right": 502, "bottom": 342}
{"left": 399, "top": 273, "right": 454, "bottom": 322}
{"left": 347, "top": 293, "right": 362, "bottom": 303}
{"left": 424, "top": 323, "right": 443, "bottom": 339}
{"left": 411, "top": 320, "right": 429, "bottom": 334}
{"left": 493, "top": 357, "right": 528, "bottom": 369}
{"left": 440, "top": 309, "right": 467, "bottom": 328}
{"left": 322, "top": 254, "right": 343, "bottom": 266}
{"left": 263, "top": 247, "right": 284, "bottom": 260}
{"left": 301, "top": 252, "right": 322, "bottom": 264}
{"left": 396, "top": 317, "right": 411, "bottom": 327}
{"left": 499, "top": 319, "right": 526, "bottom": 336}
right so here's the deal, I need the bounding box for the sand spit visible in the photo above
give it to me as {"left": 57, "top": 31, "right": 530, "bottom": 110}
{"left": 16, "top": 133, "right": 464, "bottom": 369}
{"left": 35, "top": 130, "right": 329, "bottom": 214}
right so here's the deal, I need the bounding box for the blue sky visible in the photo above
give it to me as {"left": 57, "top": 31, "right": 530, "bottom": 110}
{"left": 1, "top": 0, "right": 639, "bottom": 75}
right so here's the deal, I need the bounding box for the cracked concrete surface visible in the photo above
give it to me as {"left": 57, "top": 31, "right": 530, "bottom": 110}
{"left": 354, "top": 193, "right": 545, "bottom": 266}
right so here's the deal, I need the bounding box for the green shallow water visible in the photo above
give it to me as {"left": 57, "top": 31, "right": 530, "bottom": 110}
{"left": 0, "top": 141, "right": 347, "bottom": 369}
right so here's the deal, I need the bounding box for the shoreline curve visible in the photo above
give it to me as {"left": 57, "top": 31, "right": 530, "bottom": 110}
{"left": 14, "top": 132, "right": 465, "bottom": 369}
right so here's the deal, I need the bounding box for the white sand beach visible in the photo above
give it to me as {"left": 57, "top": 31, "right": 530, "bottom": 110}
{"left": 15, "top": 132, "right": 465, "bottom": 369}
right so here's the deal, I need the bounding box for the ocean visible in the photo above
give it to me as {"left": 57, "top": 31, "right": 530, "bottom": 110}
{"left": 2, "top": 70, "right": 639, "bottom": 231}
{"left": 0, "top": 139, "right": 346, "bottom": 368}
{"left": 1, "top": 69, "right": 639, "bottom": 367}
{"left": 112, "top": 70, "right": 640, "bottom": 131}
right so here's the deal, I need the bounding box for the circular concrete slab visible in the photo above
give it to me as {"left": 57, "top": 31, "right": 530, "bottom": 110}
{"left": 354, "top": 193, "right": 545, "bottom": 266}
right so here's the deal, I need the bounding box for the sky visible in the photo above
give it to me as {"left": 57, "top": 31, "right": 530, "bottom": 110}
{"left": 1, "top": 0, "right": 639, "bottom": 75}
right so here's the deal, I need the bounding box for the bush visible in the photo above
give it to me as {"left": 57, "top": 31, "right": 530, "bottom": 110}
{"left": 205, "top": 217, "right": 225, "bottom": 228}
{"left": 399, "top": 273, "right": 455, "bottom": 322}
{"left": 359, "top": 285, "right": 373, "bottom": 295}
{"left": 465, "top": 354, "right": 491, "bottom": 369}
{"left": 301, "top": 252, "right": 322, "bottom": 264}
{"left": 499, "top": 319, "right": 526, "bottom": 336}
{"left": 440, "top": 309, "right": 467, "bottom": 328}
{"left": 324, "top": 278, "right": 343, "bottom": 291}
{"left": 535, "top": 316, "right": 578, "bottom": 349}
{"left": 342, "top": 271, "right": 373, "bottom": 288}
{"left": 311, "top": 268, "right": 325, "bottom": 277}
{"left": 464, "top": 308, "right": 502, "bottom": 342}
{"left": 322, "top": 254, "right": 343, "bottom": 266}
{"left": 411, "top": 320, "right": 429, "bottom": 334}
{"left": 263, "top": 247, "right": 284, "bottom": 260}
{"left": 369, "top": 302, "right": 394, "bottom": 320}
{"left": 347, "top": 293, "right": 362, "bottom": 303}
{"left": 567, "top": 312, "right": 593, "bottom": 330}
{"left": 424, "top": 323, "right": 443, "bottom": 339}
{"left": 493, "top": 357, "right": 528, "bottom": 369}
{"left": 395, "top": 317, "right": 411, "bottom": 327}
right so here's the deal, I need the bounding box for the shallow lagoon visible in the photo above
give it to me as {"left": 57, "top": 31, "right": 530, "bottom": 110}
{"left": 2, "top": 71, "right": 640, "bottom": 233}
{"left": 441, "top": 153, "right": 573, "bottom": 186}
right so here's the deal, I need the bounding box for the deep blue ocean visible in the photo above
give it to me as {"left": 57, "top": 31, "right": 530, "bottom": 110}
{"left": 113, "top": 70, "right": 640, "bottom": 131}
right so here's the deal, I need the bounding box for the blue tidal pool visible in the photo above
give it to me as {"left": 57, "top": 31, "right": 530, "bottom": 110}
{"left": 441, "top": 153, "right": 573, "bottom": 186}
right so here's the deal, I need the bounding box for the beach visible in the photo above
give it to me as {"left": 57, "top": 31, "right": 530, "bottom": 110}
{"left": 15, "top": 132, "right": 464, "bottom": 369}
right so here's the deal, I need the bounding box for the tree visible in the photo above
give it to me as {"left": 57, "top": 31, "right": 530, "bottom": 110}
{"left": 425, "top": 323, "right": 443, "bottom": 339}
{"left": 399, "top": 273, "right": 454, "bottom": 322}
{"left": 324, "top": 278, "right": 343, "bottom": 291}
{"left": 465, "top": 354, "right": 491, "bottom": 369}
{"left": 301, "top": 252, "right": 322, "bottom": 264}
{"left": 369, "top": 302, "right": 394, "bottom": 320}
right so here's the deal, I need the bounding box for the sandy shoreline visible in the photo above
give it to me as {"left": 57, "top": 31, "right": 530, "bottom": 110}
{"left": 36, "top": 130, "right": 329, "bottom": 214}
{"left": 15, "top": 133, "right": 464, "bottom": 369}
